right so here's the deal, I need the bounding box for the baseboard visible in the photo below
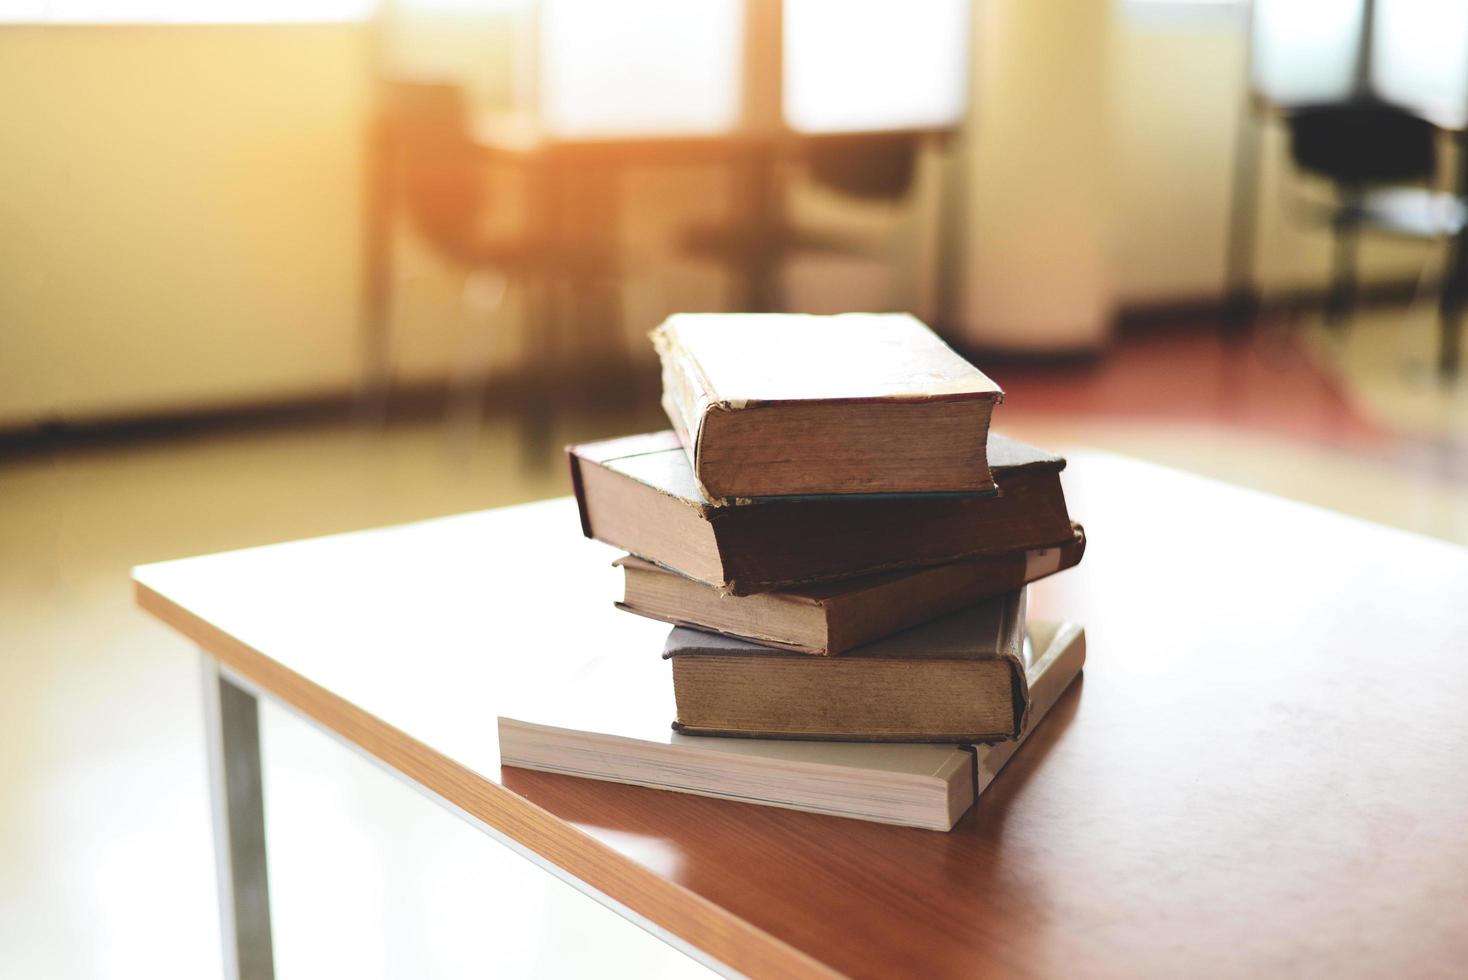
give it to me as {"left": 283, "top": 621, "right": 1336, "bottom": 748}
{"left": 935, "top": 275, "right": 1433, "bottom": 354}
{"left": 929, "top": 332, "right": 1105, "bottom": 370}
{"left": 1115, "top": 275, "right": 1435, "bottom": 336}
{"left": 0, "top": 362, "right": 654, "bottom": 460}
{"left": 3, "top": 276, "right": 1436, "bottom": 457}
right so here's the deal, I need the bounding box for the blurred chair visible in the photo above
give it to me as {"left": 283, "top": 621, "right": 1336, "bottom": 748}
{"left": 1230, "top": 0, "right": 1468, "bottom": 377}
{"left": 367, "top": 79, "right": 623, "bottom": 446}
{"left": 1285, "top": 102, "right": 1449, "bottom": 319}
{"left": 805, "top": 134, "right": 920, "bottom": 200}
{"left": 678, "top": 133, "right": 927, "bottom": 312}
{"left": 1283, "top": 101, "right": 1465, "bottom": 375}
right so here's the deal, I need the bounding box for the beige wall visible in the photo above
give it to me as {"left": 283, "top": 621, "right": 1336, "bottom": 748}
{"left": 1111, "top": 13, "right": 1433, "bottom": 303}
{"left": 951, "top": 4, "right": 1436, "bottom": 353}
{"left": 0, "top": 25, "right": 371, "bottom": 427}
{"left": 0, "top": 15, "right": 1442, "bottom": 427}
{"left": 953, "top": 0, "right": 1114, "bottom": 351}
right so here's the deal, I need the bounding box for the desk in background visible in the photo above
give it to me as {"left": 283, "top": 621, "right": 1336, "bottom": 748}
{"left": 360, "top": 0, "right": 973, "bottom": 405}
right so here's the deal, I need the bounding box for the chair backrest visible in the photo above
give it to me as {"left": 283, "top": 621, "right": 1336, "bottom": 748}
{"left": 805, "top": 133, "right": 920, "bottom": 202}
{"left": 383, "top": 80, "right": 485, "bottom": 258}
{"left": 1286, "top": 101, "right": 1437, "bottom": 185}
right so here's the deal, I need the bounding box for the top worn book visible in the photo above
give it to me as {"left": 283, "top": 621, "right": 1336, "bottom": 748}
{"left": 652, "top": 312, "right": 1004, "bottom": 502}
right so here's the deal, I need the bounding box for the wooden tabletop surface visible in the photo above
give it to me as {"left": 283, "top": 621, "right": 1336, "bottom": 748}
{"left": 134, "top": 451, "right": 1468, "bottom": 978}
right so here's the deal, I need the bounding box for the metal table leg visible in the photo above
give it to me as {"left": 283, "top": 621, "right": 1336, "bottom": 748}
{"left": 201, "top": 654, "right": 276, "bottom": 980}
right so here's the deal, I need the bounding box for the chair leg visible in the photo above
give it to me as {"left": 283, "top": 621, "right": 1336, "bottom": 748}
{"left": 736, "top": 142, "right": 783, "bottom": 313}
{"left": 1439, "top": 183, "right": 1468, "bottom": 380}
{"left": 1439, "top": 132, "right": 1468, "bottom": 381}
{"left": 1439, "top": 299, "right": 1463, "bottom": 380}
{"left": 1325, "top": 220, "right": 1359, "bottom": 330}
{"left": 445, "top": 270, "right": 507, "bottom": 453}
{"left": 520, "top": 274, "right": 556, "bottom": 467}
{"left": 1222, "top": 98, "right": 1263, "bottom": 340}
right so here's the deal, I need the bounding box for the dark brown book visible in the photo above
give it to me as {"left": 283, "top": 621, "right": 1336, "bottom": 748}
{"left": 615, "top": 524, "right": 1085, "bottom": 654}
{"left": 667, "top": 590, "right": 1030, "bottom": 742}
{"left": 652, "top": 312, "right": 1004, "bottom": 501}
{"left": 568, "top": 430, "right": 1075, "bottom": 595}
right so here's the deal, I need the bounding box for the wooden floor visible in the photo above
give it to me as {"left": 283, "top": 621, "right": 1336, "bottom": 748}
{"left": 2, "top": 314, "right": 1464, "bottom": 979}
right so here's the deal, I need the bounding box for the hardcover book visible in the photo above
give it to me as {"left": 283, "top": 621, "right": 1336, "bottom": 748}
{"left": 497, "top": 620, "right": 1087, "bottom": 831}
{"left": 615, "top": 524, "right": 1085, "bottom": 654}
{"left": 568, "top": 430, "right": 1075, "bottom": 595}
{"left": 652, "top": 312, "right": 1004, "bottom": 501}
{"left": 667, "top": 591, "right": 1030, "bottom": 742}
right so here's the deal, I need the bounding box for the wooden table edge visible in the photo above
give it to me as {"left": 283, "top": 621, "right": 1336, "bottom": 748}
{"left": 134, "top": 578, "right": 840, "bottom": 979}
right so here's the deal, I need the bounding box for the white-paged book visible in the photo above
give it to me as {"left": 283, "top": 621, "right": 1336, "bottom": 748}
{"left": 498, "top": 620, "right": 1085, "bottom": 832}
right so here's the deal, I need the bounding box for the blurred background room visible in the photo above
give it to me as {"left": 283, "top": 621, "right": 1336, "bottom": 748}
{"left": 3, "top": 1, "right": 1467, "bottom": 977}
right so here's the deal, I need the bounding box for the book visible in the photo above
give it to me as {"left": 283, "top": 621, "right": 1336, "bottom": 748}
{"left": 497, "top": 620, "right": 1087, "bottom": 831}
{"left": 568, "top": 430, "right": 1075, "bottom": 595}
{"left": 667, "top": 591, "right": 1030, "bottom": 742}
{"left": 652, "top": 312, "right": 1004, "bottom": 501}
{"left": 615, "top": 523, "right": 1086, "bottom": 655}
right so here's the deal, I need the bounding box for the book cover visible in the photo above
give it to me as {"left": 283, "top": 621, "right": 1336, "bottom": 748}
{"left": 568, "top": 430, "right": 1073, "bottom": 595}
{"left": 664, "top": 591, "right": 1030, "bottom": 742}
{"left": 614, "top": 524, "right": 1085, "bottom": 654}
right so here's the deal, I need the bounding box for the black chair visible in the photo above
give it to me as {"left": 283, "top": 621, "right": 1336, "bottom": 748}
{"left": 1284, "top": 101, "right": 1464, "bottom": 372}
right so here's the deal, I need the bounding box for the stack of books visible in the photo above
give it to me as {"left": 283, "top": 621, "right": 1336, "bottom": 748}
{"left": 499, "top": 313, "right": 1087, "bottom": 831}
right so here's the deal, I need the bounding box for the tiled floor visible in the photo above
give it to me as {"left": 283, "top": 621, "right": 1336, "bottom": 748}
{"left": 2, "top": 314, "right": 1464, "bottom": 979}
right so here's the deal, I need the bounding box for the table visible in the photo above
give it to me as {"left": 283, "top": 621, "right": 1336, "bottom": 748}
{"left": 133, "top": 451, "right": 1468, "bottom": 978}
{"left": 468, "top": 116, "right": 952, "bottom": 309}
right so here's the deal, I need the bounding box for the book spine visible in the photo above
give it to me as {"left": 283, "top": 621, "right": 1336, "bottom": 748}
{"left": 1002, "top": 589, "right": 1029, "bottom": 737}
{"left": 1055, "top": 523, "right": 1087, "bottom": 572}
{"left": 972, "top": 624, "right": 1086, "bottom": 791}
{"left": 821, "top": 534, "right": 1082, "bottom": 654}
{"left": 615, "top": 601, "right": 829, "bottom": 656}
{"left": 653, "top": 324, "right": 735, "bottom": 504}
{"left": 715, "top": 475, "right": 1073, "bottom": 596}
{"left": 565, "top": 449, "right": 595, "bottom": 539}
{"left": 652, "top": 327, "right": 712, "bottom": 458}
